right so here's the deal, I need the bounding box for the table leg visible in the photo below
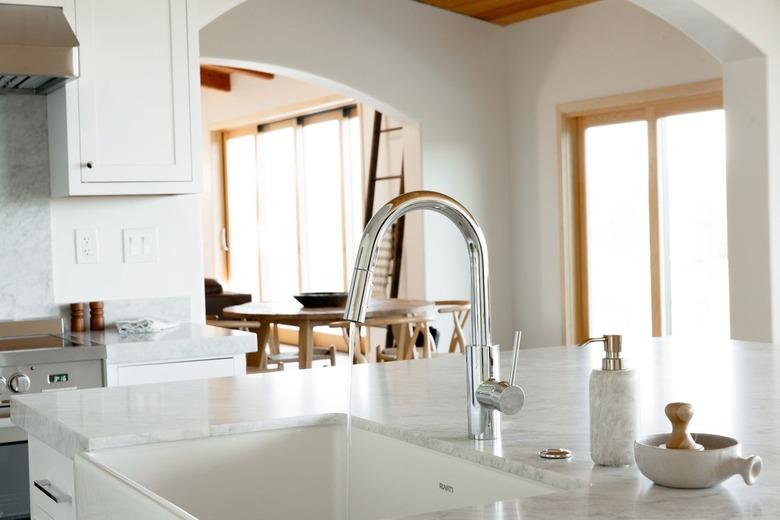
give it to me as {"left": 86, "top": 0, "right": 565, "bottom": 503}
{"left": 451, "top": 310, "right": 469, "bottom": 353}
{"left": 298, "top": 321, "right": 313, "bottom": 369}
{"left": 422, "top": 322, "right": 432, "bottom": 358}
{"left": 269, "top": 323, "right": 281, "bottom": 355}
{"left": 248, "top": 323, "right": 271, "bottom": 369}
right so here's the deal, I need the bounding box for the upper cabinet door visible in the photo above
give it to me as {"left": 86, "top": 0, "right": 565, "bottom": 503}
{"left": 75, "top": 0, "right": 192, "bottom": 183}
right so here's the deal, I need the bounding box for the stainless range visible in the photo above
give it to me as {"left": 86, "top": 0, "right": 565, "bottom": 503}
{"left": 0, "top": 318, "right": 105, "bottom": 520}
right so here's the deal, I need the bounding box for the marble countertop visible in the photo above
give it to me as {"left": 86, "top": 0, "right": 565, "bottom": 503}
{"left": 67, "top": 323, "right": 256, "bottom": 364}
{"left": 11, "top": 338, "right": 780, "bottom": 518}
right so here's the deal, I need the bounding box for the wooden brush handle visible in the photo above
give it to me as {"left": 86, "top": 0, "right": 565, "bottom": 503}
{"left": 665, "top": 402, "right": 698, "bottom": 449}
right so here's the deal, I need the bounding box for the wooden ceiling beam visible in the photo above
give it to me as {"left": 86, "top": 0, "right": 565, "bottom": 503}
{"left": 492, "top": 0, "right": 600, "bottom": 24}
{"left": 200, "top": 65, "right": 275, "bottom": 91}
{"left": 200, "top": 66, "right": 231, "bottom": 91}
{"left": 203, "top": 64, "right": 274, "bottom": 81}
{"left": 417, "top": 0, "right": 600, "bottom": 25}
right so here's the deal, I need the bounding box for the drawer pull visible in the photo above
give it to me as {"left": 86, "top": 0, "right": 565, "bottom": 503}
{"left": 34, "top": 479, "right": 72, "bottom": 504}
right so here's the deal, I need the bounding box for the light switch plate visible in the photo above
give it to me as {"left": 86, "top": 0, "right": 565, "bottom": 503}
{"left": 75, "top": 228, "right": 99, "bottom": 264}
{"left": 123, "top": 228, "right": 157, "bottom": 264}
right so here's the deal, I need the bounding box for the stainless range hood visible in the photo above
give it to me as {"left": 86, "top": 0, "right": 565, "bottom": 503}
{"left": 0, "top": 4, "right": 79, "bottom": 95}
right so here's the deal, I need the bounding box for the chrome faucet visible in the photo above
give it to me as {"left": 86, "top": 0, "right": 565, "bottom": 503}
{"left": 343, "top": 191, "right": 524, "bottom": 440}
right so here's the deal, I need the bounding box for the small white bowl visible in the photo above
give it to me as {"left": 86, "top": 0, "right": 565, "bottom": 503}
{"left": 635, "top": 433, "right": 762, "bottom": 489}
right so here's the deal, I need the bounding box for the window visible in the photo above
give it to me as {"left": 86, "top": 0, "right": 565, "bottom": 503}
{"left": 583, "top": 120, "right": 653, "bottom": 338}
{"left": 222, "top": 106, "right": 362, "bottom": 300}
{"left": 561, "top": 81, "right": 728, "bottom": 342}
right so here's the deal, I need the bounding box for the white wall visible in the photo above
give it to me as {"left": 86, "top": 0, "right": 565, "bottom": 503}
{"left": 506, "top": 0, "right": 722, "bottom": 347}
{"left": 199, "top": 0, "right": 514, "bottom": 347}
{"left": 50, "top": 196, "right": 205, "bottom": 321}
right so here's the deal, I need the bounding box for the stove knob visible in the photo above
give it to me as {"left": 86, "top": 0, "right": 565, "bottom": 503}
{"left": 0, "top": 377, "right": 6, "bottom": 393}
{"left": 9, "top": 373, "right": 31, "bottom": 394}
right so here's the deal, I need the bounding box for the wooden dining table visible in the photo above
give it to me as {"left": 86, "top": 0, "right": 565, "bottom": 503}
{"left": 222, "top": 298, "right": 436, "bottom": 369}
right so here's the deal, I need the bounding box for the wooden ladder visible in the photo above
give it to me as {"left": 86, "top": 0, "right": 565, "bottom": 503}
{"left": 364, "top": 110, "right": 405, "bottom": 300}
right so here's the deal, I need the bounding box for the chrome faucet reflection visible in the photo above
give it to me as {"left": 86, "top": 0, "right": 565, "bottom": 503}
{"left": 343, "top": 190, "right": 524, "bottom": 440}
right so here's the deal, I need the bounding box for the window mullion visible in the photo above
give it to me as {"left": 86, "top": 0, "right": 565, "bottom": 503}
{"left": 647, "top": 107, "right": 663, "bottom": 337}
{"left": 254, "top": 131, "right": 265, "bottom": 300}
{"left": 338, "top": 111, "right": 351, "bottom": 291}
{"left": 575, "top": 117, "right": 590, "bottom": 342}
{"left": 294, "top": 118, "right": 306, "bottom": 293}
{"left": 657, "top": 117, "right": 673, "bottom": 336}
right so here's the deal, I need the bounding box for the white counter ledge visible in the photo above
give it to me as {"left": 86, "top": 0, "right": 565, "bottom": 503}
{"left": 67, "top": 323, "right": 256, "bottom": 365}
{"left": 11, "top": 338, "right": 780, "bottom": 519}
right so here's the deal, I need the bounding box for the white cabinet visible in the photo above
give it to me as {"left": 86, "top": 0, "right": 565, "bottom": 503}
{"left": 49, "top": 0, "right": 201, "bottom": 196}
{"left": 31, "top": 504, "right": 56, "bottom": 520}
{"left": 28, "top": 436, "right": 77, "bottom": 520}
{"left": 106, "top": 356, "right": 246, "bottom": 387}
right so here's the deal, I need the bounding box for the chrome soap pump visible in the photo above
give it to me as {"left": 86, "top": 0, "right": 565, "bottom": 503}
{"left": 580, "top": 335, "right": 639, "bottom": 466}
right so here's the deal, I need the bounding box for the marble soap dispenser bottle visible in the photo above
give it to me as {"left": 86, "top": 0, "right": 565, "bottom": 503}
{"left": 580, "top": 334, "right": 639, "bottom": 466}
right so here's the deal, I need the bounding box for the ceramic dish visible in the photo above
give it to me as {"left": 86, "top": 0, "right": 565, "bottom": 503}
{"left": 293, "top": 292, "right": 349, "bottom": 308}
{"left": 634, "top": 433, "right": 762, "bottom": 489}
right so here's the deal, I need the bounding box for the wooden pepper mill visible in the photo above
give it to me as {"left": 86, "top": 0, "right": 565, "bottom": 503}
{"left": 665, "top": 402, "right": 704, "bottom": 450}
{"left": 70, "top": 303, "right": 86, "bottom": 332}
{"left": 89, "top": 301, "right": 105, "bottom": 331}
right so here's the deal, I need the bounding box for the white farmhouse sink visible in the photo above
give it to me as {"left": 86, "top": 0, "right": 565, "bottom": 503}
{"left": 75, "top": 421, "right": 562, "bottom": 519}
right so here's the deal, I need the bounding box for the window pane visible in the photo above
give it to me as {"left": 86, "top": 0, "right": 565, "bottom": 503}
{"left": 257, "top": 125, "right": 300, "bottom": 300}
{"left": 659, "top": 110, "right": 729, "bottom": 338}
{"left": 585, "top": 121, "right": 652, "bottom": 339}
{"left": 300, "top": 118, "right": 345, "bottom": 292}
{"left": 224, "top": 134, "right": 259, "bottom": 300}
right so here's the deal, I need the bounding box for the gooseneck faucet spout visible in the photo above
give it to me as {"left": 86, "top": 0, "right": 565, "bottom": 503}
{"left": 344, "top": 191, "right": 524, "bottom": 440}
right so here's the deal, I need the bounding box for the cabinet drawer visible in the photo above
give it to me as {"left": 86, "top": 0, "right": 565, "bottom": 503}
{"left": 29, "top": 436, "right": 76, "bottom": 520}
{"left": 31, "top": 504, "right": 56, "bottom": 520}
{"left": 115, "top": 357, "right": 237, "bottom": 386}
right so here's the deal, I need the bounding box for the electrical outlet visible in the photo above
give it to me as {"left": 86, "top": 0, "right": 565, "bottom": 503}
{"left": 75, "top": 228, "right": 99, "bottom": 264}
{"left": 123, "top": 228, "right": 157, "bottom": 263}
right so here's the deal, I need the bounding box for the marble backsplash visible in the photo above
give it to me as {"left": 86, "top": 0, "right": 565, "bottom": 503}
{"left": 0, "top": 94, "right": 192, "bottom": 327}
{"left": 0, "top": 94, "right": 59, "bottom": 321}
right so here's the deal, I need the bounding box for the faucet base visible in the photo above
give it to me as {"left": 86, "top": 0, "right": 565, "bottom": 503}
{"left": 466, "top": 344, "right": 501, "bottom": 440}
{"left": 469, "top": 411, "right": 501, "bottom": 441}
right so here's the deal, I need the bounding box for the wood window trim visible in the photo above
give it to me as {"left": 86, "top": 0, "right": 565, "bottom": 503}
{"left": 557, "top": 79, "right": 723, "bottom": 345}
{"left": 207, "top": 95, "right": 354, "bottom": 134}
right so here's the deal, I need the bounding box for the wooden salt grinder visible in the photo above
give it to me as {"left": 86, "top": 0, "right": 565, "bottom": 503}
{"left": 70, "top": 303, "right": 86, "bottom": 332}
{"left": 89, "top": 301, "right": 105, "bottom": 331}
{"left": 665, "top": 402, "right": 699, "bottom": 449}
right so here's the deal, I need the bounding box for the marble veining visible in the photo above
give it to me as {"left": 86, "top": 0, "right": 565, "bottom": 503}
{"left": 11, "top": 338, "right": 780, "bottom": 518}
{"left": 0, "top": 94, "right": 60, "bottom": 321}
{"left": 68, "top": 323, "right": 256, "bottom": 364}
{"left": 101, "top": 296, "right": 191, "bottom": 326}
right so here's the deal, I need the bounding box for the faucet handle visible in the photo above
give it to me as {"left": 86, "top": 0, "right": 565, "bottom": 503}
{"left": 510, "top": 330, "right": 522, "bottom": 386}
{"left": 476, "top": 379, "right": 525, "bottom": 415}
{"left": 475, "top": 332, "right": 525, "bottom": 416}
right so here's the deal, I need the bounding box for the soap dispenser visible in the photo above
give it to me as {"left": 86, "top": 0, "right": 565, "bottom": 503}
{"left": 580, "top": 335, "right": 639, "bottom": 466}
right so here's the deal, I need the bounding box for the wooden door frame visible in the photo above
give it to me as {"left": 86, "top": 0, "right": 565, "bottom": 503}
{"left": 557, "top": 79, "right": 723, "bottom": 345}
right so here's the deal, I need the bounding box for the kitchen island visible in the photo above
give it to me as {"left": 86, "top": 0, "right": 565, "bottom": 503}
{"left": 11, "top": 338, "right": 780, "bottom": 519}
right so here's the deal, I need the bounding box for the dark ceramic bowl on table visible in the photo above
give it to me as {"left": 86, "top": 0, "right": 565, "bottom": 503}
{"left": 293, "top": 292, "right": 349, "bottom": 308}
